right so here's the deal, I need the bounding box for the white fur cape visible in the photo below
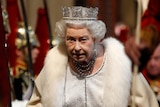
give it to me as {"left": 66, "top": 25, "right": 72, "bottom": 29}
{"left": 27, "top": 37, "right": 132, "bottom": 107}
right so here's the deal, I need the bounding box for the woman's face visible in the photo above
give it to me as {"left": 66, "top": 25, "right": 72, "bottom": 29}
{"left": 146, "top": 45, "right": 160, "bottom": 77}
{"left": 65, "top": 27, "right": 95, "bottom": 63}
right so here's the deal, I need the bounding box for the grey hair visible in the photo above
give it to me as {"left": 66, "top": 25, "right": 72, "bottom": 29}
{"left": 55, "top": 19, "right": 107, "bottom": 41}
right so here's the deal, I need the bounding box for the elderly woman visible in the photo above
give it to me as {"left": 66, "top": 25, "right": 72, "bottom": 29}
{"left": 27, "top": 6, "right": 158, "bottom": 107}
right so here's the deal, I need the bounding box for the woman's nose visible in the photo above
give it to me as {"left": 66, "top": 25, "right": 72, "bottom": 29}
{"left": 74, "top": 41, "right": 81, "bottom": 51}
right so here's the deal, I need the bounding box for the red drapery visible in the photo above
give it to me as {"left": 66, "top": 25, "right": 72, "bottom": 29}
{"left": 0, "top": 2, "right": 11, "bottom": 106}
{"left": 6, "top": 0, "right": 22, "bottom": 68}
{"left": 33, "top": 8, "right": 50, "bottom": 76}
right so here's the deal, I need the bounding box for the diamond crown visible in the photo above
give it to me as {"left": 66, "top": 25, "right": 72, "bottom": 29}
{"left": 62, "top": 6, "right": 98, "bottom": 20}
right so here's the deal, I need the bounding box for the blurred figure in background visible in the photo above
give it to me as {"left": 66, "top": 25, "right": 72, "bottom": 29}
{"left": 142, "top": 43, "right": 160, "bottom": 105}
{"left": 138, "top": 24, "right": 160, "bottom": 71}
{"left": 125, "top": 0, "right": 160, "bottom": 65}
{"left": 124, "top": 0, "right": 160, "bottom": 106}
{"left": 10, "top": 22, "right": 40, "bottom": 101}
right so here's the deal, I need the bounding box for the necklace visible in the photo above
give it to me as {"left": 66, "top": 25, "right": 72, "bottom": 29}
{"left": 72, "top": 49, "right": 97, "bottom": 77}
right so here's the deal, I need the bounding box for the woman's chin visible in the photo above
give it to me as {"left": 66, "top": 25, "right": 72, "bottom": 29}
{"left": 73, "top": 58, "right": 86, "bottom": 63}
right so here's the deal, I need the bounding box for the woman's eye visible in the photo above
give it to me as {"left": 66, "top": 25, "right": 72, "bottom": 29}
{"left": 80, "top": 37, "right": 88, "bottom": 42}
{"left": 66, "top": 37, "right": 75, "bottom": 42}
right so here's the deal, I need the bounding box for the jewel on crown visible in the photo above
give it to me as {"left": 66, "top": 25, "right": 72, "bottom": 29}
{"left": 62, "top": 6, "right": 98, "bottom": 20}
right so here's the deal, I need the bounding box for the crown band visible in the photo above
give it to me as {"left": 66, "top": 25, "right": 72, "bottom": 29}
{"left": 63, "top": 17, "right": 97, "bottom": 21}
{"left": 62, "top": 6, "right": 98, "bottom": 21}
